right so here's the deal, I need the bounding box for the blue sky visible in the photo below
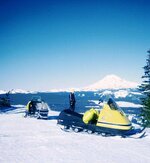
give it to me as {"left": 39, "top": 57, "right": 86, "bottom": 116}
{"left": 0, "top": 0, "right": 150, "bottom": 90}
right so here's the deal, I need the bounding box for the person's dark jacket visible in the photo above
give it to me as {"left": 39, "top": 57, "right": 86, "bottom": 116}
{"left": 69, "top": 93, "right": 76, "bottom": 106}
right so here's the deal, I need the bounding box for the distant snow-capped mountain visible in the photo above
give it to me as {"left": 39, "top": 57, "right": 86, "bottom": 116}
{"left": 83, "top": 74, "right": 139, "bottom": 91}
{"left": 0, "top": 89, "right": 35, "bottom": 94}
{"left": 0, "top": 90, "right": 7, "bottom": 95}
{"left": 11, "top": 89, "right": 35, "bottom": 94}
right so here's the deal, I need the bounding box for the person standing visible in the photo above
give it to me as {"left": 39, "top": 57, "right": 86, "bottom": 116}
{"left": 69, "top": 90, "right": 76, "bottom": 111}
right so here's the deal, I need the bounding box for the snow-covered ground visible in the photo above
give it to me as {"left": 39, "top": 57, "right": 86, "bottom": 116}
{"left": 0, "top": 105, "right": 150, "bottom": 163}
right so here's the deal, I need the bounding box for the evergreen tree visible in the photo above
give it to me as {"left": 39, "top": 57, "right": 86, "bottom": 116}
{"left": 140, "top": 49, "right": 150, "bottom": 127}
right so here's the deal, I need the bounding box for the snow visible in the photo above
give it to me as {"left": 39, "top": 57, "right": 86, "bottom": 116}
{"left": 101, "top": 90, "right": 113, "bottom": 95}
{"left": 84, "top": 74, "right": 139, "bottom": 91}
{"left": 89, "top": 100, "right": 142, "bottom": 108}
{"left": 0, "top": 90, "right": 6, "bottom": 94}
{"left": 116, "top": 101, "right": 143, "bottom": 108}
{"left": 0, "top": 89, "right": 35, "bottom": 94}
{"left": 11, "top": 89, "right": 36, "bottom": 94}
{"left": 114, "top": 90, "right": 129, "bottom": 98}
{"left": 0, "top": 105, "right": 150, "bottom": 163}
{"left": 78, "top": 93, "right": 85, "bottom": 97}
{"left": 131, "top": 92, "right": 143, "bottom": 96}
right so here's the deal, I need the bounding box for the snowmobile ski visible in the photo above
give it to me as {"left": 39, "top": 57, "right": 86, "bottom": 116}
{"left": 123, "top": 131, "right": 146, "bottom": 139}
{"left": 121, "top": 127, "right": 146, "bottom": 139}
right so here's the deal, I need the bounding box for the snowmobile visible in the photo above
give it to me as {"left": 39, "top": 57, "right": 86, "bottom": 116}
{"left": 24, "top": 96, "right": 49, "bottom": 119}
{"left": 57, "top": 98, "right": 146, "bottom": 138}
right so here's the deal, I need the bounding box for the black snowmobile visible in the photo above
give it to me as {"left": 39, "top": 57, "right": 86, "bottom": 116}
{"left": 24, "top": 96, "right": 49, "bottom": 119}
{"left": 57, "top": 98, "right": 146, "bottom": 138}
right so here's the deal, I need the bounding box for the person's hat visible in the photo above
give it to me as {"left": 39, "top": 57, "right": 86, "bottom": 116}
{"left": 70, "top": 88, "right": 74, "bottom": 93}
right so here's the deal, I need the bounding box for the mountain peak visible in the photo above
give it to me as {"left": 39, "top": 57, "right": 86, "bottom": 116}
{"left": 84, "top": 74, "right": 139, "bottom": 90}
{"left": 101, "top": 74, "right": 123, "bottom": 81}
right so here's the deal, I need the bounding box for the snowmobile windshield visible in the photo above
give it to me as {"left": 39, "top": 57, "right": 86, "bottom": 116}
{"left": 107, "top": 98, "right": 120, "bottom": 110}
{"left": 36, "top": 101, "right": 49, "bottom": 110}
{"left": 31, "top": 96, "right": 42, "bottom": 102}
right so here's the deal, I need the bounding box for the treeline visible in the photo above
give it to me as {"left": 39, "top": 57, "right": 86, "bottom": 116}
{"left": 140, "top": 49, "right": 150, "bottom": 127}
